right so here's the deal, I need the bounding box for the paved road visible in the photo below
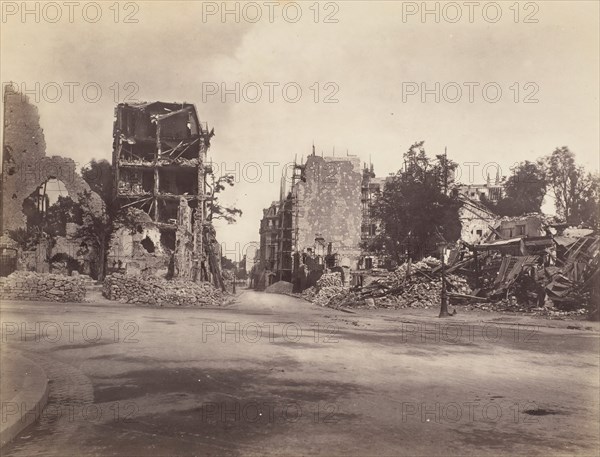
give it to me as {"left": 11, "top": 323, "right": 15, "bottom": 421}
{"left": 1, "top": 291, "right": 599, "bottom": 456}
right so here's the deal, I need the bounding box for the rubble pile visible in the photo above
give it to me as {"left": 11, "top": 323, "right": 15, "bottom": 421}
{"left": 103, "top": 274, "right": 227, "bottom": 307}
{"left": 544, "top": 235, "right": 599, "bottom": 316}
{"left": 465, "top": 300, "right": 587, "bottom": 317}
{"left": 371, "top": 272, "right": 471, "bottom": 309}
{"left": 265, "top": 281, "right": 293, "bottom": 294}
{"left": 0, "top": 271, "right": 86, "bottom": 302}
{"left": 298, "top": 226, "right": 598, "bottom": 319}
{"left": 304, "top": 272, "right": 345, "bottom": 306}
{"left": 316, "top": 272, "right": 343, "bottom": 288}
{"left": 311, "top": 286, "right": 347, "bottom": 307}
{"left": 314, "top": 266, "right": 471, "bottom": 310}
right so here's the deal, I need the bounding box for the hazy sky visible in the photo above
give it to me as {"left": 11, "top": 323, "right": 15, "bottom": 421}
{"left": 2, "top": 1, "right": 598, "bottom": 261}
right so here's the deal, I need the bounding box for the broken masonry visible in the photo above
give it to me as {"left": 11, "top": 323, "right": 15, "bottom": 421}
{"left": 1, "top": 85, "right": 105, "bottom": 276}
{"left": 109, "top": 101, "right": 225, "bottom": 289}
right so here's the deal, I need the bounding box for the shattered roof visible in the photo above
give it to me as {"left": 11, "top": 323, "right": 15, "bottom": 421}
{"left": 119, "top": 101, "right": 195, "bottom": 115}
{"left": 563, "top": 227, "right": 595, "bottom": 238}
{"left": 554, "top": 236, "right": 579, "bottom": 247}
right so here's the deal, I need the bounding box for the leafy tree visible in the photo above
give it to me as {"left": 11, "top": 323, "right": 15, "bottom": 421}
{"left": 81, "top": 160, "right": 116, "bottom": 214}
{"left": 571, "top": 172, "right": 600, "bottom": 226}
{"left": 370, "top": 141, "right": 461, "bottom": 261}
{"left": 545, "top": 147, "right": 599, "bottom": 225}
{"left": 208, "top": 174, "right": 243, "bottom": 224}
{"left": 73, "top": 190, "right": 111, "bottom": 280}
{"left": 14, "top": 191, "right": 82, "bottom": 243}
{"left": 482, "top": 160, "right": 547, "bottom": 216}
{"left": 44, "top": 196, "right": 83, "bottom": 237}
{"left": 79, "top": 161, "right": 118, "bottom": 279}
{"left": 8, "top": 227, "right": 43, "bottom": 251}
{"left": 21, "top": 192, "right": 47, "bottom": 229}
{"left": 221, "top": 255, "right": 236, "bottom": 270}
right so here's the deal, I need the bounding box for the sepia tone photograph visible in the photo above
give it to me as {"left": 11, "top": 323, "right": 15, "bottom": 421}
{"left": 0, "top": 1, "right": 599, "bottom": 456}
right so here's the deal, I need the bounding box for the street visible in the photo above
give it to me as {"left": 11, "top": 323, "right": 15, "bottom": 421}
{"left": 1, "top": 291, "right": 599, "bottom": 457}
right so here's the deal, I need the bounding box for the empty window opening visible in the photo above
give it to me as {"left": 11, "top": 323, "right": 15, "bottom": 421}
{"left": 160, "top": 230, "right": 176, "bottom": 251}
{"left": 141, "top": 236, "right": 155, "bottom": 253}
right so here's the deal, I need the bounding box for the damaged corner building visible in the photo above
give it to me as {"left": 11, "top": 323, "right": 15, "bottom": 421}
{"left": 109, "top": 101, "right": 223, "bottom": 288}
{"left": 255, "top": 147, "right": 365, "bottom": 291}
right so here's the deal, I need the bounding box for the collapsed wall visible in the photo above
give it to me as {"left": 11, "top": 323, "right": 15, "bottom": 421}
{"left": 1, "top": 86, "right": 104, "bottom": 233}
{"left": 0, "top": 271, "right": 86, "bottom": 302}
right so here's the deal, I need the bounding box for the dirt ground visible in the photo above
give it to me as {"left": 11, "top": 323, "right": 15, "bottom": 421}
{"left": 1, "top": 290, "right": 599, "bottom": 456}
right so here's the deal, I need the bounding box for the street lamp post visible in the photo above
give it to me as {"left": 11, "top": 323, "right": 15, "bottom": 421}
{"left": 438, "top": 243, "right": 450, "bottom": 318}
{"left": 233, "top": 268, "right": 236, "bottom": 294}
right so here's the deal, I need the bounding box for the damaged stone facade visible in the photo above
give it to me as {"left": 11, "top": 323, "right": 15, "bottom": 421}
{"left": 1, "top": 86, "right": 104, "bottom": 276}
{"left": 255, "top": 147, "right": 364, "bottom": 290}
{"left": 111, "top": 101, "right": 222, "bottom": 286}
{"left": 1, "top": 86, "right": 104, "bottom": 233}
{"left": 459, "top": 194, "right": 544, "bottom": 245}
{"left": 495, "top": 215, "right": 544, "bottom": 239}
{"left": 294, "top": 153, "right": 363, "bottom": 266}
{"left": 458, "top": 196, "right": 499, "bottom": 244}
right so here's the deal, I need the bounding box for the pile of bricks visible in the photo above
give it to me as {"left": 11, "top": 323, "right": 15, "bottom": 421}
{"left": 302, "top": 273, "right": 346, "bottom": 307}
{"left": 370, "top": 272, "right": 472, "bottom": 309}
{"left": 310, "top": 285, "right": 347, "bottom": 307}
{"left": 316, "top": 272, "right": 343, "bottom": 288}
{"left": 0, "top": 271, "right": 86, "bottom": 302}
{"left": 102, "top": 274, "right": 227, "bottom": 307}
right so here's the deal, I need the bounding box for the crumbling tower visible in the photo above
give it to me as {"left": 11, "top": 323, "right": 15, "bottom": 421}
{"left": 111, "top": 102, "right": 217, "bottom": 283}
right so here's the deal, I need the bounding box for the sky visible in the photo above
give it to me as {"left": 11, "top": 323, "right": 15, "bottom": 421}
{"left": 1, "top": 1, "right": 599, "bottom": 262}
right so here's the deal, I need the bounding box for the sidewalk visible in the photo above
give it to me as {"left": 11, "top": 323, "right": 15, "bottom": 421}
{"left": 0, "top": 350, "right": 50, "bottom": 448}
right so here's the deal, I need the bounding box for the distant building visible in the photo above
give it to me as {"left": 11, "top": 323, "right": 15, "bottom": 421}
{"left": 256, "top": 198, "right": 293, "bottom": 288}
{"left": 459, "top": 193, "right": 545, "bottom": 245}
{"left": 360, "top": 163, "right": 387, "bottom": 269}
{"left": 457, "top": 170, "right": 505, "bottom": 203}
{"left": 245, "top": 244, "right": 259, "bottom": 274}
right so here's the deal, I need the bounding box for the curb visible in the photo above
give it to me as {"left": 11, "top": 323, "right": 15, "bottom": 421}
{"left": 0, "top": 354, "right": 50, "bottom": 448}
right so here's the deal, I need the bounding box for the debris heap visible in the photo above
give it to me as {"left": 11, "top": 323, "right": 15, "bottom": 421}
{"left": 103, "top": 273, "right": 227, "bottom": 307}
{"left": 302, "top": 272, "right": 345, "bottom": 306}
{"left": 265, "top": 281, "right": 293, "bottom": 294}
{"left": 305, "top": 231, "right": 599, "bottom": 319}
{"left": 0, "top": 271, "right": 86, "bottom": 302}
{"left": 310, "top": 263, "right": 471, "bottom": 310}
{"left": 316, "top": 272, "right": 343, "bottom": 288}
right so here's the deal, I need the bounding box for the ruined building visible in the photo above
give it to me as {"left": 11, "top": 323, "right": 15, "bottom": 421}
{"left": 1, "top": 86, "right": 104, "bottom": 233}
{"left": 1, "top": 85, "right": 104, "bottom": 275}
{"left": 109, "top": 102, "right": 223, "bottom": 286}
{"left": 458, "top": 196, "right": 499, "bottom": 244}
{"left": 255, "top": 146, "right": 365, "bottom": 290}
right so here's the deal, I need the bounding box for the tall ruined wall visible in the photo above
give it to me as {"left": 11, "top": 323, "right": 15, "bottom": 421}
{"left": 1, "top": 88, "right": 104, "bottom": 232}
{"left": 294, "top": 155, "right": 362, "bottom": 268}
